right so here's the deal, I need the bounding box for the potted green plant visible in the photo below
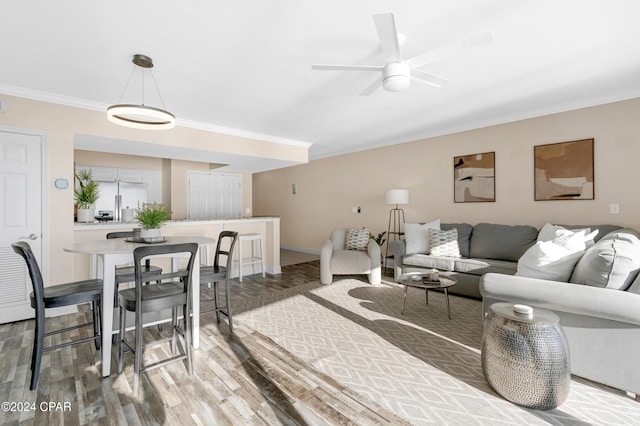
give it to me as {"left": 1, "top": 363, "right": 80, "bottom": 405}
{"left": 135, "top": 202, "right": 172, "bottom": 239}
{"left": 370, "top": 231, "right": 387, "bottom": 264}
{"left": 74, "top": 169, "right": 100, "bottom": 222}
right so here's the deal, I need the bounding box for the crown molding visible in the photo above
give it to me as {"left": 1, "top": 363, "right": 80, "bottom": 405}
{"left": 0, "top": 84, "right": 313, "bottom": 148}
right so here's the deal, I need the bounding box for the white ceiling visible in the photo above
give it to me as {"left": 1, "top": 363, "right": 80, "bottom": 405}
{"left": 2, "top": 0, "right": 640, "bottom": 171}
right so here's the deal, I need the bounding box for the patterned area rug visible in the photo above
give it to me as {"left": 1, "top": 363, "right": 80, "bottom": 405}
{"left": 234, "top": 277, "right": 640, "bottom": 425}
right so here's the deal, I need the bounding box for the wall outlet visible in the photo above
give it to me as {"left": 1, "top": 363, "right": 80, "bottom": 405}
{"left": 351, "top": 206, "right": 361, "bottom": 214}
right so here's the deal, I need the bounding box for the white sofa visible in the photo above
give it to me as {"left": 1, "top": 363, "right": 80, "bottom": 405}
{"left": 320, "top": 229, "right": 381, "bottom": 285}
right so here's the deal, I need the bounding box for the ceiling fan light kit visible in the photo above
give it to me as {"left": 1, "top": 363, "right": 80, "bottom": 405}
{"left": 382, "top": 62, "right": 411, "bottom": 92}
{"left": 107, "top": 54, "right": 175, "bottom": 130}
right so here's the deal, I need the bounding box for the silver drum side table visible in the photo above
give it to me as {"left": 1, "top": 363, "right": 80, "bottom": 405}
{"left": 481, "top": 302, "right": 570, "bottom": 410}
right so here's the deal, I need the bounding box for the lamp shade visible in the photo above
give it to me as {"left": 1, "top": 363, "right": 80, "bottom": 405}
{"left": 386, "top": 189, "right": 409, "bottom": 205}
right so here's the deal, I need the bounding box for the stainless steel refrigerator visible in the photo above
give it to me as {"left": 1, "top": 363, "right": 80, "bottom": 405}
{"left": 94, "top": 180, "right": 148, "bottom": 221}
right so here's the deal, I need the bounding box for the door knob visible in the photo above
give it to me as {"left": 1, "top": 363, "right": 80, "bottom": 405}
{"left": 20, "top": 233, "right": 38, "bottom": 240}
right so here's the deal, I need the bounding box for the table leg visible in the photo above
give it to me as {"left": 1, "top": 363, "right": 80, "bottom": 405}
{"left": 101, "top": 255, "right": 116, "bottom": 377}
{"left": 445, "top": 287, "right": 451, "bottom": 320}
{"left": 402, "top": 285, "right": 408, "bottom": 315}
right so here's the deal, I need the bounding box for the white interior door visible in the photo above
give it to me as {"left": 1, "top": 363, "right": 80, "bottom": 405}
{"left": 0, "top": 128, "right": 44, "bottom": 324}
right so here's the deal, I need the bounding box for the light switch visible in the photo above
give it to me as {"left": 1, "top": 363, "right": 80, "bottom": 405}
{"left": 609, "top": 203, "right": 620, "bottom": 214}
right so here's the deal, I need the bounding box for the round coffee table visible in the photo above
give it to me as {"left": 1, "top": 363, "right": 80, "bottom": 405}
{"left": 397, "top": 272, "right": 457, "bottom": 319}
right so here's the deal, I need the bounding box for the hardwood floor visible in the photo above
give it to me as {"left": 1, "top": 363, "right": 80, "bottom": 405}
{"left": 0, "top": 257, "right": 407, "bottom": 425}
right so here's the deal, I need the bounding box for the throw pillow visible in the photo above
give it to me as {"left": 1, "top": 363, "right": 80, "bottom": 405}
{"left": 570, "top": 228, "right": 640, "bottom": 290}
{"left": 515, "top": 230, "right": 587, "bottom": 282}
{"left": 429, "top": 228, "right": 461, "bottom": 257}
{"left": 537, "top": 223, "right": 598, "bottom": 246}
{"left": 345, "top": 227, "right": 370, "bottom": 250}
{"left": 404, "top": 220, "right": 441, "bottom": 254}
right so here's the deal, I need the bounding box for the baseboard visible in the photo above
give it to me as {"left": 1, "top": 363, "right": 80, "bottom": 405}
{"left": 280, "top": 245, "right": 320, "bottom": 256}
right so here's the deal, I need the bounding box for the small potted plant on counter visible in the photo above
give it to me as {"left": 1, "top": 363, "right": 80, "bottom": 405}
{"left": 135, "top": 202, "right": 172, "bottom": 240}
{"left": 74, "top": 169, "right": 100, "bottom": 223}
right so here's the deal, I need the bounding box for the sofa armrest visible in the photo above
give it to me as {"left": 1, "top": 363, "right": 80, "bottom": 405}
{"left": 480, "top": 273, "right": 640, "bottom": 326}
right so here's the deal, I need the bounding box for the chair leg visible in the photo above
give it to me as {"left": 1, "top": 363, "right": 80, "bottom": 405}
{"left": 92, "top": 300, "right": 101, "bottom": 351}
{"left": 183, "top": 303, "right": 193, "bottom": 375}
{"left": 225, "top": 277, "right": 233, "bottom": 333}
{"left": 133, "top": 312, "right": 143, "bottom": 397}
{"left": 118, "top": 307, "right": 126, "bottom": 374}
{"left": 171, "top": 307, "right": 178, "bottom": 355}
{"left": 30, "top": 313, "right": 45, "bottom": 390}
{"left": 213, "top": 282, "right": 220, "bottom": 324}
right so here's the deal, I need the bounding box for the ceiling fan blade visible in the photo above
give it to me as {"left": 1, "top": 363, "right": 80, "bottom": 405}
{"left": 407, "top": 31, "right": 493, "bottom": 68}
{"left": 373, "top": 12, "right": 402, "bottom": 62}
{"left": 311, "top": 64, "right": 383, "bottom": 72}
{"left": 358, "top": 78, "right": 382, "bottom": 96}
{"left": 410, "top": 75, "right": 442, "bottom": 89}
{"left": 412, "top": 69, "right": 452, "bottom": 87}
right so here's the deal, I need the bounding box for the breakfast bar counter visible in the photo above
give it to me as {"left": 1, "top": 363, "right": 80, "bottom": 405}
{"left": 72, "top": 217, "right": 281, "bottom": 281}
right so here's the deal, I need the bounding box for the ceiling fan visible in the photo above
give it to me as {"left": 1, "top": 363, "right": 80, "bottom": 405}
{"left": 311, "top": 12, "right": 492, "bottom": 95}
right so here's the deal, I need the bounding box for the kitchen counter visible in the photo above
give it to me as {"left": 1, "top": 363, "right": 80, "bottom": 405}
{"left": 71, "top": 217, "right": 281, "bottom": 281}
{"left": 74, "top": 216, "right": 280, "bottom": 230}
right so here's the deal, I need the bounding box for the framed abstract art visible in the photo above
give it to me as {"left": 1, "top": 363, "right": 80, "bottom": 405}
{"left": 534, "top": 139, "right": 594, "bottom": 201}
{"left": 453, "top": 151, "right": 495, "bottom": 203}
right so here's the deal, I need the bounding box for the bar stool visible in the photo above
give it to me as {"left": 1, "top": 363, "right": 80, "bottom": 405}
{"left": 235, "top": 233, "right": 265, "bottom": 282}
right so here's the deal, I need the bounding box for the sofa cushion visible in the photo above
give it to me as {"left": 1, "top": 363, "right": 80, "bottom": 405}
{"left": 441, "top": 223, "right": 472, "bottom": 257}
{"left": 345, "top": 227, "right": 370, "bottom": 250}
{"left": 454, "top": 258, "right": 518, "bottom": 276}
{"left": 515, "top": 231, "right": 587, "bottom": 282}
{"left": 402, "top": 254, "right": 454, "bottom": 271}
{"left": 470, "top": 223, "right": 538, "bottom": 261}
{"left": 569, "top": 228, "right": 640, "bottom": 290}
{"left": 405, "top": 220, "right": 440, "bottom": 254}
{"left": 429, "top": 228, "right": 461, "bottom": 258}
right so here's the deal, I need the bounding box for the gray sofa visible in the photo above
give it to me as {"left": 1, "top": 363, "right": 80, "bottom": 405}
{"left": 390, "top": 222, "right": 621, "bottom": 299}
{"left": 480, "top": 227, "right": 640, "bottom": 396}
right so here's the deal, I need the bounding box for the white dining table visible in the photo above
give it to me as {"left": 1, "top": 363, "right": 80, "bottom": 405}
{"left": 63, "top": 235, "right": 215, "bottom": 377}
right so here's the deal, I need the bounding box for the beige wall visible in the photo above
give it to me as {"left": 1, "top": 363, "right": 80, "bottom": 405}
{"left": 0, "top": 94, "right": 305, "bottom": 285}
{"left": 253, "top": 97, "right": 640, "bottom": 252}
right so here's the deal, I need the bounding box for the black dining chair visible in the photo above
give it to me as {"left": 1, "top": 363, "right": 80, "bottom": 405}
{"left": 107, "top": 231, "right": 164, "bottom": 342}
{"left": 11, "top": 241, "right": 102, "bottom": 391}
{"left": 106, "top": 231, "right": 163, "bottom": 302}
{"left": 117, "top": 242, "right": 198, "bottom": 397}
{"left": 200, "top": 231, "right": 238, "bottom": 332}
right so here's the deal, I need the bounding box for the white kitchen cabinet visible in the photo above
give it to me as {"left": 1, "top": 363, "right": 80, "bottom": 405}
{"left": 81, "top": 166, "right": 117, "bottom": 182}
{"left": 117, "top": 168, "right": 144, "bottom": 183}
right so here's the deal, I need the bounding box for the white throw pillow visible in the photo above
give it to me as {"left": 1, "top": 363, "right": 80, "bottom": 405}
{"left": 516, "top": 230, "right": 587, "bottom": 282}
{"left": 405, "top": 220, "right": 441, "bottom": 254}
{"left": 537, "top": 223, "right": 598, "bottom": 247}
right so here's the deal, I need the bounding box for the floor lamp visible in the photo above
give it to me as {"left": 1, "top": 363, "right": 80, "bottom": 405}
{"left": 385, "top": 189, "right": 409, "bottom": 271}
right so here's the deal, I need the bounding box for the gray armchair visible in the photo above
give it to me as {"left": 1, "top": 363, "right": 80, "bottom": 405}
{"left": 320, "top": 229, "right": 381, "bottom": 285}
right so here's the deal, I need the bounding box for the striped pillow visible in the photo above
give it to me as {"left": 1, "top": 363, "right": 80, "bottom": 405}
{"left": 429, "top": 228, "right": 461, "bottom": 257}
{"left": 345, "top": 227, "right": 370, "bottom": 250}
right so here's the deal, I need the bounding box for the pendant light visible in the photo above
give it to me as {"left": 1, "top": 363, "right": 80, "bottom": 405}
{"left": 107, "top": 54, "right": 175, "bottom": 130}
